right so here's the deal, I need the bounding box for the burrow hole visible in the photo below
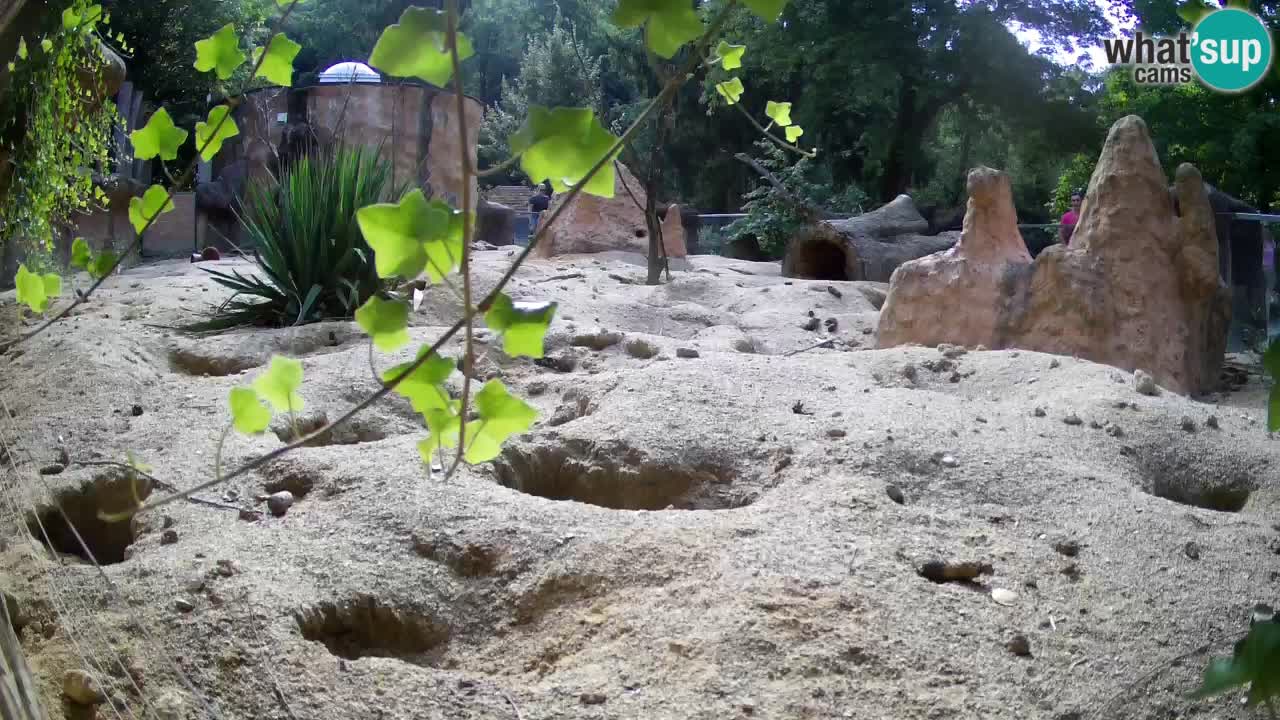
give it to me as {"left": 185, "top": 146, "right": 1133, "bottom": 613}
{"left": 295, "top": 595, "right": 450, "bottom": 665}
{"left": 25, "top": 471, "right": 152, "bottom": 565}
{"left": 789, "top": 236, "right": 851, "bottom": 281}
{"left": 490, "top": 442, "right": 751, "bottom": 511}
{"left": 168, "top": 348, "right": 261, "bottom": 377}
{"left": 1136, "top": 446, "right": 1254, "bottom": 513}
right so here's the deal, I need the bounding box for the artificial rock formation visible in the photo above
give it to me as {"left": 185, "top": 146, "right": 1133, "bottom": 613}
{"left": 877, "top": 115, "right": 1229, "bottom": 396}
{"left": 660, "top": 203, "right": 689, "bottom": 258}
{"left": 784, "top": 195, "right": 959, "bottom": 282}
{"left": 536, "top": 164, "right": 686, "bottom": 259}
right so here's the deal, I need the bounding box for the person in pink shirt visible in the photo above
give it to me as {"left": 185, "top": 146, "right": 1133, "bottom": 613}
{"left": 1059, "top": 192, "right": 1082, "bottom": 246}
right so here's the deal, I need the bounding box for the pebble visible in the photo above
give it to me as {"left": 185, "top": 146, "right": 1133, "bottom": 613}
{"left": 1033, "top": 407, "right": 1046, "bottom": 418}
{"left": 676, "top": 348, "right": 700, "bottom": 359}
{"left": 1180, "top": 416, "right": 1196, "bottom": 433}
{"left": 1006, "top": 634, "right": 1032, "bottom": 657}
{"left": 801, "top": 317, "right": 820, "bottom": 332}
{"left": 1062, "top": 413, "right": 1083, "bottom": 426}
{"left": 238, "top": 508, "right": 262, "bottom": 522}
{"left": 39, "top": 463, "right": 65, "bottom": 476}
{"left": 1207, "top": 414, "right": 1220, "bottom": 429}
{"left": 63, "top": 669, "right": 105, "bottom": 705}
{"left": 1049, "top": 358, "right": 1061, "bottom": 369}
{"left": 826, "top": 428, "right": 847, "bottom": 439}
{"left": 1053, "top": 540, "right": 1080, "bottom": 557}
{"left": 162, "top": 515, "right": 175, "bottom": 529}
{"left": 991, "top": 588, "right": 1019, "bottom": 606}
{"left": 131, "top": 404, "right": 143, "bottom": 416}
{"left": 579, "top": 692, "right": 607, "bottom": 705}
{"left": 267, "top": 491, "right": 295, "bottom": 517}
{"left": 173, "top": 598, "right": 195, "bottom": 613}
{"left": 526, "top": 381, "right": 548, "bottom": 397}
{"left": 1106, "top": 425, "right": 1125, "bottom": 438}
{"left": 215, "top": 559, "right": 239, "bottom": 577}
{"left": 824, "top": 318, "right": 838, "bottom": 332}
{"left": 940, "top": 455, "right": 959, "bottom": 468}
{"left": 900, "top": 363, "right": 918, "bottom": 382}
{"left": 160, "top": 529, "right": 178, "bottom": 545}
{"left": 1184, "top": 541, "right": 1201, "bottom": 560}
{"left": 1135, "top": 369, "right": 1159, "bottom": 396}
{"left": 886, "top": 484, "right": 905, "bottom": 505}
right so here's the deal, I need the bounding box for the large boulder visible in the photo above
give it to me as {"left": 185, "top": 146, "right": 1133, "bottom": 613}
{"left": 476, "top": 199, "right": 516, "bottom": 246}
{"left": 783, "top": 194, "right": 958, "bottom": 282}
{"left": 659, "top": 203, "right": 688, "bottom": 257}
{"left": 877, "top": 115, "right": 1230, "bottom": 396}
{"left": 536, "top": 163, "right": 685, "bottom": 259}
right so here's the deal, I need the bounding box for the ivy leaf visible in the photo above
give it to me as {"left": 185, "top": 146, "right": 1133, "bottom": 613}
{"left": 383, "top": 346, "right": 455, "bottom": 416}
{"left": 278, "top": 0, "right": 306, "bottom": 5}
{"left": 252, "top": 33, "right": 300, "bottom": 87}
{"left": 612, "top": 0, "right": 702, "bottom": 58}
{"left": 62, "top": 7, "right": 82, "bottom": 29}
{"left": 14, "top": 264, "right": 59, "bottom": 313}
{"left": 368, "top": 7, "right": 473, "bottom": 87}
{"left": 87, "top": 250, "right": 118, "bottom": 280}
{"left": 17, "top": 38, "right": 27, "bottom": 61}
{"left": 70, "top": 237, "right": 92, "bottom": 269}
{"left": 1194, "top": 622, "right": 1280, "bottom": 704}
{"left": 194, "top": 105, "right": 239, "bottom": 162}
{"left": 40, "top": 39, "right": 52, "bottom": 53}
{"left": 193, "top": 23, "right": 245, "bottom": 80}
{"left": 356, "top": 189, "right": 463, "bottom": 281}
{"left": 716, "top": 77, "right": 745, "bottom": 105}
{"left": 6, "top": 62, "right": 13, "bottom": 73}
{"left": 463, "top": 380, "right": 537, "bottom": 464}
{"left": 484, "top": 294, "right": 556, "bottom": 359}
{"left": 785, "top": 125, "right": 804, "bottom": 143}
{"left": 509, "top": 106, "right": 619, "bottom": 198}
{"left": 417, "top": 404, "right": 463, "bottom": 460}
{"left": 130, "top": 108, "right": 189, "bottom": 162}
{"left": 252, "top": 355, "right": 305, "bottom": 414}
{"left": 766, "top": 101, "right": 793, "bottom": 127}
{"left": 716, "top": 40, "right": 746, "bottom": 70}
{"left": 743, "top": 0, "right": 789, "bottom": 21}
{"left": 128, "top": 185, "right": 174, "bottom": 234}
{"left": 355, "top": 296, "right": 411, "bottom": 352}
{"left": 1176, "top": 0, "right": 1214, "bottom": 24}
{"left": 228, "top": 387, "right": 271, "bottom": 435}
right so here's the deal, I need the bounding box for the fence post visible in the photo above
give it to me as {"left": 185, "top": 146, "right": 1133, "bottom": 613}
{"left": 0, "top": 597, "right": 49, "bottom": 720}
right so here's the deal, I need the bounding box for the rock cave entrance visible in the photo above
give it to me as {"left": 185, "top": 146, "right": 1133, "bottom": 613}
{"left": 25, "top": 473, "right": 152, "bottom": 565}
{"left": 491, "top": 445, "right": 750, "bottom": 511}
{"left": 295, "top": 595, "right": 451, "bottom": 665}
{"left": 787, "top": 237, "right": 851, "bottom": 281}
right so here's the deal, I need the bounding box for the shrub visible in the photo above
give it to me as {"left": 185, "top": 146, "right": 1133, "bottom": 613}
{"left": 194, "top": 145, "right": 406, "bottom": 331}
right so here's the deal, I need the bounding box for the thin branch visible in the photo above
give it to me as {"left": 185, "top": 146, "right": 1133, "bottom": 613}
{"left": 731, "top": 101, "right": 816, "bottom": 159}
{"left": 445, "top": 0, "right": 476, "bottom": 480}
{"left": 0, "top": 0, "right": 305, "bottom": 354}
{"left": 475, "top": 154, "right": 521, "bottom": 179}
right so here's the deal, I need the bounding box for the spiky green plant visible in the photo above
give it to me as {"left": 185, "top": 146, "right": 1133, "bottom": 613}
{"left": 192, "top": 145, "right": 406, "bottom": 331}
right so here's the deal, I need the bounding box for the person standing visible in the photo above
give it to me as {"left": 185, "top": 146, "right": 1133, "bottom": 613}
{"left": 1059, "top": 192, "right": 1083, "bottom": 246}
{"left": 529, "top": 184, "right": 552, "bottom": 233}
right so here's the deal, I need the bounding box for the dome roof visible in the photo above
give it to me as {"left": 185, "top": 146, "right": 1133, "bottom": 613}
{"left": 318, "top": 61, "right": 381, "bottom": 84}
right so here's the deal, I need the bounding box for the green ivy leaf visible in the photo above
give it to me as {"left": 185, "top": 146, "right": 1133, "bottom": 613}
{"left": 766, "top": 101, "right": 793, "bottom": 127}
{"left": 355, "top": 296, "right": 411, "bottom": 352}
{"left": 716, "top": 77, "right": 745, "bottom": 105}
{"left": 62, "top": 7, "right": 81, "bottom": 29}
{"left": 17, "top": 38, "right": 27, "bottom": 61}
{"left": 130, "top": 108, "right": 189, "bottom": 162}
{"left": 252, "top": 355, "right": 305, "bottom": 414}
{"left": 128, "top": 185, "right": 174, "bottom": 234}
{"left": 14, "top": 264, "right": 59, "bottom": 313}
{"left": 193, "top": 23, "right": 245, "bottom": 80}
{"left": 1176, "top": 0, "right": 1214, "bottom": 25}
{"left": 368, "top": 7, "right": 472, "bottom": 87}
{"left": 278, "top": 0, "right": 306, "bottom": 5}
{"left": 785, "top": 125, "right": 804, "bottom": 143}
{"left": 1195, "top": 622, "right": 1280, "bottom": 704}
{"left": 356, "top": 189, "right": 463, "bottom": 281}
{"left": 743, "top": 0, "right": 789, "bottom": 21}
{"left": 383, "top": 346, "right": 455, "bottom": 416}
{"left": 70, "top": 237, "right": 91, "bottom": 269}
{"left": 87, "top": 250, "right": 117, "bottom": 280}
{"left": 509, "top": 106, "right": 619, "bottom": 198}
{"left": 612, "top": 0, "right": 702, "bottom": 58}
{"left": 194, "top": 105, "right": 239, "bottom": 162}
{"left": 252, "top": 33, "right": 300, "bottom": 87}
{"left": 228, "top": 387, "right": 271, "bottom": 435}
{"left": 417, "top": 403, "right": 463, "bottom": 460}
{"left": 716, "top": 40, "right": 746, "bottom": 70}
{"left": 484, "top": 294, "right": 556, "bottom": 359}
{"left": 463, "top": 380, "right": 537, "bottom": 464}
{"left": 40, "top": 38, "right": 52, "bottom": 53}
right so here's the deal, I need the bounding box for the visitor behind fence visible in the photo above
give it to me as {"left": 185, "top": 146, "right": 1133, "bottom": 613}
{"left": 1059, "top": 192, "right": 1082, "bottom": 246}
{"left": 529, "top": 184, "right": 552, "bottom": 232}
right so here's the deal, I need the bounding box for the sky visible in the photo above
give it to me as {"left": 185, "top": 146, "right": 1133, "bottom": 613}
{"left": 1013, "top": 0, "right": 1137, "bottom": 70}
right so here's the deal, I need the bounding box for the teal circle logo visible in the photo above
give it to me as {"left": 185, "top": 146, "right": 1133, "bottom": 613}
{"left": 1192, "top": 9, "right": 1273, "bottom": 93}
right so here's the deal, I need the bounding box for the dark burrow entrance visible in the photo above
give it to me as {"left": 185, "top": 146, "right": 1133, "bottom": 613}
{"left": 787, "top": 237, "right": 851, "bottom": 281}
{"left": 25, "top": 472, "right": 152, "bottom": 565}
{"left": 295, "top": 595, "right": 450, "bottom": 665}
{"left": 1135, "top": 444, "right": 1255, "bottom": 513}
{"left": 490, "top": 442, "right": 751, "bottom": 511}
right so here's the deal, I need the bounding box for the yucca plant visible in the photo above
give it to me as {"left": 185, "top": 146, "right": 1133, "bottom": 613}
{"left": 190, "top": 145, "right": 406, "bottom": 331}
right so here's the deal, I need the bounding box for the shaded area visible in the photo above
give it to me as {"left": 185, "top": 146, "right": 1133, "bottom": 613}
{"left": 786, "top": 236, "right": 851, "bottom": 281}
{"left": 294, "top": 595, "right": 450, "bottom": 665}
{"left": 25, "top": 472, "right": 151, "bottom": 565}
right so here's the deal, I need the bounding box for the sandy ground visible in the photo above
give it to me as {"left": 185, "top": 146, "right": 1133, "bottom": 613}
{"left": 0, "top": 249, "right": 1277, "bottom": 720}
